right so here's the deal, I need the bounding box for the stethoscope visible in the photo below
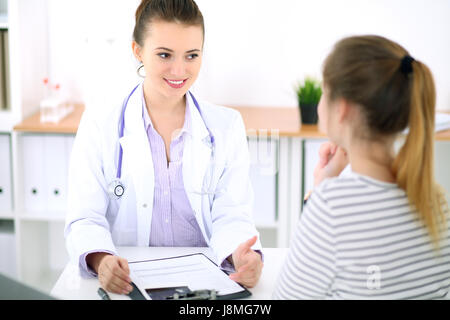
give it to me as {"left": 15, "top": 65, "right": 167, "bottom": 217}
{"left": 107, "top": 84, "right": 216, "bottom": 199}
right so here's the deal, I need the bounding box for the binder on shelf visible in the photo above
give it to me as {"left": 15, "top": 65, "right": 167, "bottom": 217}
{"left": 0, "top": 29, "right": 10, "bottom": 111}
{"left": 44, "top": 135, "right": 68, "bottom": 213}
{"left": 0, "top": 29, "right": 5, "bottom": 110}
{"left": 22, "top": 135, "right": 46, "bottom": 212}
{"left": 3, "top": 29, "right": 9, "bottom": 111}
{"left": 0, "top": 134, "right": 12, "bottom": 213}
{"left": 21, "top": 134, "right": 73, "bottom": 216}
{"left": 127, "top": 253, "right": 251, "bottom": 300}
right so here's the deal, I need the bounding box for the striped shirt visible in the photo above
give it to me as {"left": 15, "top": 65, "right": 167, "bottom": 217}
{"left": 273, "top": 171, "right": 450, "bottom": 300}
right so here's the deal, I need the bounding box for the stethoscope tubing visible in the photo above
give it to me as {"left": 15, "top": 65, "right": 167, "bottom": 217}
{"left": 117, "top": 84, "right": 140, "bottom": 179}
{"left": 111, "top": 84, "right": 215, "bottom": 198}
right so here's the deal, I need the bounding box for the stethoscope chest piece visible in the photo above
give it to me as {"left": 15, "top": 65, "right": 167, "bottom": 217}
{"left": 108, "top": 179, "right": 125, "bottom": 199}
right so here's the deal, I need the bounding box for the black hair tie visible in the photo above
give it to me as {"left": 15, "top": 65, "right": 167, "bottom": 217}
{"left": 400, "top": 55, "right": 415, "bottom": 75}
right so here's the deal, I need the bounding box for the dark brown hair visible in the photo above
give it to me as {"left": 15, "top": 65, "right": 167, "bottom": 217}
{"left": 133, "top": 0, "right": 205, "bottom": 47}
{"left": 322, "top": 35, "right": 448, "bottom": 247}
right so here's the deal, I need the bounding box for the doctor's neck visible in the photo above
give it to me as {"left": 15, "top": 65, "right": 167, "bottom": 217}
{"left": 143, "top": 80, "right": 186, "bottom": 116}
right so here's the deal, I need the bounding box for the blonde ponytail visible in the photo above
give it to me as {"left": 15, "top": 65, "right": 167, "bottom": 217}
{"left": 392, "top": 60, "right": 448, "bottom": 248}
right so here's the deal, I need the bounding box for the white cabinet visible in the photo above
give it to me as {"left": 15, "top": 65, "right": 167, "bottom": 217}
{"left": 0, "top": 0, "right": 58, "bottom": 292}
{"left": 21, "top": 135, "right": 45, "bottom": 212}
{"left": 0, "top": 133, "right": 12, "bottom": 213}
{"left": 248, "top": 137, "right": 278, "bottom": 226}
{"left": 17, "top": 219, "right": 67, "bottom": 292}
{"left": 44, "top": 135, "right": 68, "bottom": 212}
{"left": 19, "top": 134, "right": 73, "bottom": 216}
{"left": 0, "top": 135, "right": 13, "bottom": 281}
{"left": 248, "top": 136, "right": 278, "bottom": 248}
{"left": 12, "top": 132, "right": 74, "bottom": 292}
{"left": 303, "top": 139, "right": 327, "bottom": 196}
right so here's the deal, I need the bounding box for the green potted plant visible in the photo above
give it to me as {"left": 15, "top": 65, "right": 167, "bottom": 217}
{"left": 296, "top": 77, "right": 322, "bottom": 124}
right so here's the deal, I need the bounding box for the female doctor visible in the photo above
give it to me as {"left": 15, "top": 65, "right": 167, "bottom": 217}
{"left": 64, "top": 0, "right": 263, "bottom": 295}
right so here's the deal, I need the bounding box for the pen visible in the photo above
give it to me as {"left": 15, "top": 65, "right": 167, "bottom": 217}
{"left": 97, "top": 287, "right": 111, "bottom": 300}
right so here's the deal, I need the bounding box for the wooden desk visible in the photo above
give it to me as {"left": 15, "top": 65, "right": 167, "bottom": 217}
{"left": 12, "top": 104, "right": 450, "bottom": 140}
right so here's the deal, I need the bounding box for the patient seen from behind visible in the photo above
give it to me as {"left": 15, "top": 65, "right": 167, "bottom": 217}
{"left": 273, "top": 35, "right": 450, "bottom": 300}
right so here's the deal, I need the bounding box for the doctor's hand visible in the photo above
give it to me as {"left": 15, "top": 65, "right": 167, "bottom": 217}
{"left": 86, "top": 252, "right": 133, "bottom": 295}
{"left": 229, "top": 236, "right": 263, "bottom": 288}
{"left": 313, "top": 141, "right": 349, "bottom": 187}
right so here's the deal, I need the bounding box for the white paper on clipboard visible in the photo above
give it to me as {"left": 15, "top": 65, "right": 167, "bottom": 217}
{"left": 128, "top": 253, "right": 245, "bottom": 299}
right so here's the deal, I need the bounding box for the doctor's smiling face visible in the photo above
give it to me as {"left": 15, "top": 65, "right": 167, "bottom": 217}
{"left": 132, "top": 20, "right": 203, "bottom": 102}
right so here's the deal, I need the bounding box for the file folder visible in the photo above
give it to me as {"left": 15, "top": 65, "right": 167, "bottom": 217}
{"left": 0, "top": 29, "right": 10, "bottom": 110}
{"left": 44, "top": 135, "right": 68, "bottom": 213}
{"left": 0, "top": 30, "right": 5, "bottom": 110}
{"left": 22, "top": 134, "right": 46, "bottom": 212}
{"left": 21, "top": 134, "right": 73, "bottom": 214}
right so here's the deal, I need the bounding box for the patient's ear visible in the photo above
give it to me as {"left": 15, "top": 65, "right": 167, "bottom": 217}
{"left": 335, "top": 98, "right": 348, "bottom": 123}
{"left": 337, "top": 99, "right": 357, "bottom": 124}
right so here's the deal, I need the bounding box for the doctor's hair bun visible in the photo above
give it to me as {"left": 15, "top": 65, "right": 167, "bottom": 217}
{"left": 133, "top": 0, "right": 204, "bottom": 46}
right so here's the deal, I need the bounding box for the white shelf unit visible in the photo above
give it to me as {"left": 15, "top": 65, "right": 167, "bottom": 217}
{"left": 0, "top": 0, "right": 49, "bottom": 132}
{"left": 11, "top": 131, "right": 72, "bottom": 291}
{"left": 0, "top": 132, "right": 13, "bottom": 215}
{"left": 5, "top": 132, "right": 71, "bottom": 293}
{"left": 248, "top": 135, "right": 279, "bottom": 248}
{"left": 0, "top": 0, "right": 61, "bottom": 293}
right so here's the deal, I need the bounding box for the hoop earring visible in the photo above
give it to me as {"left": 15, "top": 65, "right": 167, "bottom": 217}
{"left": 137, "top": 63, "right": 146, "bottom": 78}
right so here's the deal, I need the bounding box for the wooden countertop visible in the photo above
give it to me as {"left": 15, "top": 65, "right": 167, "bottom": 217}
{"left": 13, "top": 104, "right": 85, "bottom": 134}
{"left": 228, "top": 106, "right": 325, "bottom": 138}
{"left": 12, "top": 104, "right": 450, "bottom": 140}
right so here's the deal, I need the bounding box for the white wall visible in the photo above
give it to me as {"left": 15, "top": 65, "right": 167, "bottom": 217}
{"left": 46, "top": 0, "right": 450, "bottom": 110}
{"left": 46, "top": 0, "right": 140, "bottom": 110}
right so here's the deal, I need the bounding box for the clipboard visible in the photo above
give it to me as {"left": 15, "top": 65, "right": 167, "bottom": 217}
{"left": 127, "top": 253, "right": 251, "bottom": 300}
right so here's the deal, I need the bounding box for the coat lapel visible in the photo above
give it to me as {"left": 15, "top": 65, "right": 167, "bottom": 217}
{"left": 119, "top": 83, "right": 154, "bottom": 246}
{"left": 183, "top": 93, "right": 212, "bottom": 231}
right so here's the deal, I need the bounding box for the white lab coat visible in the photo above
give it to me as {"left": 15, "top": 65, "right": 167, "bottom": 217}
{"left": 64, "top": 83, "right": 261, "bottom": 277}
